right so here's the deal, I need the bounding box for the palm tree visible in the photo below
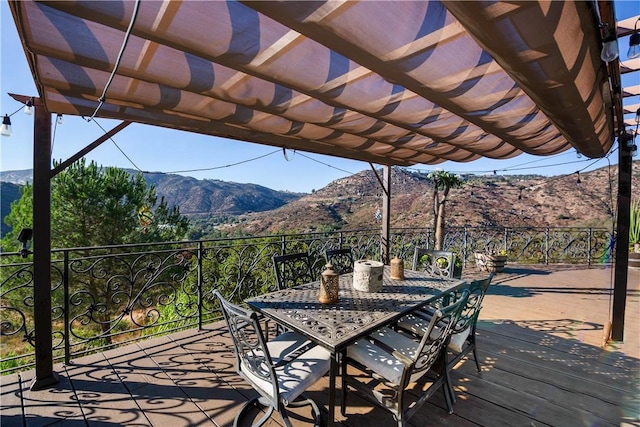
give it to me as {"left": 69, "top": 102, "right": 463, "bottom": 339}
{"left": 428, "top": 170, "right": 465, "bottom": 250}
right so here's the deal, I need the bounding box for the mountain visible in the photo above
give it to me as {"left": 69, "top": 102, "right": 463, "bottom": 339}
{"left": 221, "top": 163, "right": 640, "bottom": 235}
{"left": 0, "top": 169, "right": 303, "bottom": 217}
{"left": 2, "top": 162, "right": 638, "bottom": 237}
{"left": 138, "top": 172, "right": 302, "bottom": 215}
{"left": 0, "top": 170, "right": 32, "bottom": 185}
{"left": 1, "top": 182, "right": 22, "bottom": 237}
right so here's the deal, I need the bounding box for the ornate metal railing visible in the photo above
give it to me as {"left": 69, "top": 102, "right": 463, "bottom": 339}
{"left": 0, "top": 226, "right": 612, "bottom": 374}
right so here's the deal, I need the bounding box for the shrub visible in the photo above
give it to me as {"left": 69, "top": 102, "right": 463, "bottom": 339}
{"left": 630, "top": 198, "right": 640, "bottom": 250}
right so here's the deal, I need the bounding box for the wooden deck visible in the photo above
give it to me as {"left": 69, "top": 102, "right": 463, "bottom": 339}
{"left": 2, "top": 265, "right": 639, "bottom": 427}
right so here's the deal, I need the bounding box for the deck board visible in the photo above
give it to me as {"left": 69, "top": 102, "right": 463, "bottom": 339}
{"left": 1, "top": 265, "right": 638, "bottom": 427}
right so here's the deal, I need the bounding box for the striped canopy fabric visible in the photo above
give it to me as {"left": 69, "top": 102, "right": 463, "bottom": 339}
{"left": 8, "top": 1, "right": 630, "bottom": 166}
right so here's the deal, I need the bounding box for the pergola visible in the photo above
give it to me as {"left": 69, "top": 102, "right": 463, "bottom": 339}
{"left": 5, "top": 0, "right": 638, "bottom": 391}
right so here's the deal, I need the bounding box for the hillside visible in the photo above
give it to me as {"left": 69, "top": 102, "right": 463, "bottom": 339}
{"left": 2, "top": 163, "right": 638, "bottom": 238}
{"left": 222, "top": 163, "right": 639, "bottom": 235}
{"left": 0, "top": 169, "right": 303, "bottom": 217}
{"left": 0, "top": 182, "right": 22, "bottom": 237}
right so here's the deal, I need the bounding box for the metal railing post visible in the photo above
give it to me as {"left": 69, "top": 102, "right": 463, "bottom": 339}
{"left": 197, "top": 241, "right": 204, "bottom": 330}
{"left": 63, "top": 250, "right": 70, "bottom": 365}
{"left": 587, "top": 228, "right": 592, "bottom": 266}
{"left": 462, "top": 225, "right": 468, "bottom": 267}
{"left": 503, "top": 227, "right": 508, "bottom": 253}
{"left": 545, "top": 228, "right": 550, "bottom": 264}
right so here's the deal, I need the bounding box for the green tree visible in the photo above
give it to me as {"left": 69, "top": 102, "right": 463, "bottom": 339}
{"left": 427, "top": 170, "right": 464, "bottom": 250}
{"left": 2, "top": 160, "right": 190, "bottom": 344}
{"left": 3, "top": 159, "right": 189, "bottom": 249}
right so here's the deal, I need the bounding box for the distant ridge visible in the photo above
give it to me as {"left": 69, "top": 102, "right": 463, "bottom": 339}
{"left": 222, "top": 163, "right": 639, "bottom": 235}
{"left": 2, "top": 163, "right": 638, "bottom": 237}
{"left": 0, "top": 182, "right": 22, "bottom": 237}
{"left": 0, "top": 169, "right": 303, "bottom": 216}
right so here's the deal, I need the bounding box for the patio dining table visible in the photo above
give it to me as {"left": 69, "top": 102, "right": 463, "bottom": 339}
{"left": 245, "top": 266, "right": 467, "bottom": 426}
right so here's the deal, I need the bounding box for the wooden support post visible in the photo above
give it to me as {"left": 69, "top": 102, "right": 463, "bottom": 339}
{"left": 381, "top": 166, "right": 391, "bottom": 264}
{"left": 30, "top": 100, "right": 58, "bottom": 390}
{"left": 611, "top": 135, "right": 632, "bottom": 341}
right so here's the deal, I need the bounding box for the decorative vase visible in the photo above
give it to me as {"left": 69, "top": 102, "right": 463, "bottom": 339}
{"left": 319, "top": 263, "right": 340, "bottom": 304}
{"left": 390, "top": 256, "right": 404, "bottom": 280}
{"left": 353, "top": 260, "right": 384, "bottom": 292}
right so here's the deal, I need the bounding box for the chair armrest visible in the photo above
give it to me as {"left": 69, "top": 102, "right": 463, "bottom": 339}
{"left": 365, "top": 334, "right": 413, "bottom": 366}
{"left": 273, "top": 340, "right": 318, "bottom": 368}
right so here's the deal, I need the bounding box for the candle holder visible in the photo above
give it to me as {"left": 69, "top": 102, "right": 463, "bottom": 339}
{"left": 319, "top": 263, "right": 339, "bottom": 304}
{"left": 390, "top": 256, "right": 404, "bottom": 280}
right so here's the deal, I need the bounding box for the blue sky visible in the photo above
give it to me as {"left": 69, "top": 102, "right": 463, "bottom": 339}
{"left": 1, "top": 1, "right": 638, "bottom": 193}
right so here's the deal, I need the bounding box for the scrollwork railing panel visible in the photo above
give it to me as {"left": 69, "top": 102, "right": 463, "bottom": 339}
{"left": 0, "top": 226, "right": 612, "bottom": 374}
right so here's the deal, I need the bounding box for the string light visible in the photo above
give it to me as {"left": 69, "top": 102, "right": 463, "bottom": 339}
{"left": 1, "top": 101, "right": 35, "bottom": 137}
{"left": 600, "top": 27, "right": 619, "bottom": 63}
{"left": 1, "top": 114, "right": 12, "bottom": 137}
{"left": 56, "top": 114, "right": 64, "bottom": 125}
{"left": 23, "top": 98, "right": 33, "bottom": 115}
{"left": 576, "top": 171, "right": 581, "bottom": 186}
{"left": 628, "top": 18, "right": 640, "bottom": 59}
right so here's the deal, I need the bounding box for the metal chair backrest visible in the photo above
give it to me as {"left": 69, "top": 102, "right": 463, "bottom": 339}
{"left": 273, "top": 252, "right": 314, "bottom": 290}
{"left": 451, "top": 273, "right": 494, "bottom": 335}
{"left": 406, "top": 290, "right": 468, "bottom": 384}
{"left": 213, "top": 290, "right": 279, "bottom": 402}
{"left": 412, "top": 248, "right": 456, "bottom": 278}
{"left": 325, "top": 247, "right": 354, "bottom": 274}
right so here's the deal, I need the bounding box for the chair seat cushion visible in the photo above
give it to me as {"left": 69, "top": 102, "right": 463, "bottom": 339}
{"left": 448, "top": 327, "right": 470, "bottom": 353}
{"left": 241, "top": 331, "right": 331, "bottom": 406}
{"left": 397, "top": 312, "right": 470, "bottom": 353}
{"left": 347, "top": 327, "right": 419, "bottom": 385}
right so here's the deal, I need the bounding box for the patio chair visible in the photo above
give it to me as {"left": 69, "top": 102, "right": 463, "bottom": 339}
{"left": 340, "top": 291, "right": 468, "bottom": 426}
{"left": 273, "top": 252, "right": 315, "bottom": 290}
{"left": 272, "top": 252, "right": 315, "bottom": 336}
{"left": 325, "top": 247, "right": 354, "bottom": 274}
{"left": 396, "top": 273, "right": 494, "bottom": 403}
{"left": 412, "top": 248, "right": 456, "bottom": 278}
{"left": 214, "top": 290, "right": 331, "bottom": 427}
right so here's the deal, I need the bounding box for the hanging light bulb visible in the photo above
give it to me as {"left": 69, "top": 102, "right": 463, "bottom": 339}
{"left": 56, "top": 114, "right": 64, "bottom": 125}
{"left": 1, "top": 114, "right": 12, "bottom": 137}
{"left": 620, "top": 130, "right": 636, "bottom": 149}
{"left": 628, "top": 19, "right": 640, "bottom": 59}
{"left": 576, "top": 171, "right": 581, "bottom": 187}
{"left": 23, "top": 99, "right": 33, "bottom": 115}
{"left": 600, "top": 29, "right": 619, "bottom": 63}
{"left": 576, "top": 150, "right": 582, "bottom": 159}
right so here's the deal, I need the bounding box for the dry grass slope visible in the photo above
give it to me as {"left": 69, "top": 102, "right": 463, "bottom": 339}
{"left": 230, "top": 163, "right": 639, "bottom": 234}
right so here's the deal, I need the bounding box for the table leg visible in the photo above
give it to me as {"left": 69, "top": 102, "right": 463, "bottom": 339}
{"left": 327, "top": 353, "right": 337, "bottom": 426}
